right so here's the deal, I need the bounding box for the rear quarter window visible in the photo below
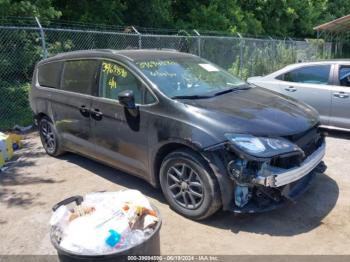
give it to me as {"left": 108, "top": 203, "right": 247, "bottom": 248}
{"left": 38, "top": 62, "right": 63, "bottom": 88}
{"left": 275, "top": 74, "right": 284, "bottom": 80}
{"left": 61, "top": 60, "right": 99, "bottom": 95}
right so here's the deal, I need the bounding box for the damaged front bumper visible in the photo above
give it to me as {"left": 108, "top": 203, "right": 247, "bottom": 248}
{"left": 228, "top": 140, "right": 327, "bottom": 213}
{"left": 231, "top": 161, "right": 326, "bottom": 213}
{"left": 204, "top": 131, "right": 327, "bottom": 214}
{"left": 253, "top": 142, "right": 326, "bottom": 188}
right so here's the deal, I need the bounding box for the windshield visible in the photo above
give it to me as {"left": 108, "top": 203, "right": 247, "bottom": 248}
{"left": 134, "top": 56, "right": 246, "bottom": 98}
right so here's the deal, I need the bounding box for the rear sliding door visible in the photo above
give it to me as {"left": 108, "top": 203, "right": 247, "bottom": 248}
{"left": 53, "top": 59, "right": 99, "bottom": 154}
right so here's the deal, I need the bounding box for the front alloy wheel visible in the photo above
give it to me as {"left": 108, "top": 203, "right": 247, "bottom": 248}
{"left": 160, "top": 149, "right": 221, "bottom": 220}
{"left": 166, "top": 163, "right": 204, "bottom": 209}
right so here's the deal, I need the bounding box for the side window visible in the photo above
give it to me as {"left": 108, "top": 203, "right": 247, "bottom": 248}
{"left": 61, "top": 60, "right": 99, "bottom": 95}
{"left": 339, "top": 66, "right": 350, "bottom": 87}
{"left": 275, "top": 74, "right": 284, "bottom": 80}
{"left": 38, "top": 61, "right": 63, "bottom": 88}
{"left": 145, "top": 89, "right": 156, "bottom": 104}
{"left": 282, "top": 65, "right": 331, "bottom": 85}
{"left": 99, "top": 61, "right": 154, "bottom": 104}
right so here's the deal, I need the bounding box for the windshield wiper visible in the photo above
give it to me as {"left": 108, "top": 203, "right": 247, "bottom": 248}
{"left": 212, "top": 88, "right": 236, "bottom": 96}
{"left": 212, "top": 84, "right": 251, "bottom": 97}
{"left": 171, "top": 84, "right": 251, "bottom": 100}
{"left": 171, "top": 95, "right": 213, "bottom": 99}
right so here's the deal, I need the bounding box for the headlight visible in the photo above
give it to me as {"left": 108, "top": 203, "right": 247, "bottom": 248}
{"left": 225, "top": 134, "right": 301, "bottom": 158}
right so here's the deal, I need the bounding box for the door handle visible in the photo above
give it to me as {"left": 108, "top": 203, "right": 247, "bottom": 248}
{"left": 333, "top": 92, "right": 349, "bottom": 98}
{"left": 285, "top": 86, "right": 297, "bottom": 92}
{"left": 79, "top": 105, "right": 90, "bottom": 118}
{"left": 91, "top": 108, "right": 103, "bottom": 121}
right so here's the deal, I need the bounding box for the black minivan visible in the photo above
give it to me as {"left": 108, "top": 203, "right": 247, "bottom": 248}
{"left": 30, "top": 49, "right": 326, "bottom": 220}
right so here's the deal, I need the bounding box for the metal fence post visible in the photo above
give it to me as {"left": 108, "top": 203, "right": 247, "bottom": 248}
{"left": 132, "top": 26, "right": 142, "bottom": 49}
{"left": 288, "top": 37, "right": 296, "bottom": 62}
{"left": 268, "top": 36, "right": 275, "bottom": 70}
{"left": 237, "top": 33, "right": 244, "bottom": 77}
{"left": 316, "top": 30, "right": 321, "bottom": 58}
{"left": 35, "top": 16, "right": 47, "bottom": 58}
{"left": 193, "top": 29, "right": 201, "bottom": 57}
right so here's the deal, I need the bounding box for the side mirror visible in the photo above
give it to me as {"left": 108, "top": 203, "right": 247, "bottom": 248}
{"left": 118, "top": 90, "right": 136, "bottom": 110}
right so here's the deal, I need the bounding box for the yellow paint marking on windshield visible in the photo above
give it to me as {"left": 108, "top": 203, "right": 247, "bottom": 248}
{"left": 150, "top": 71, "right": 177, "bottom": 77}
{"left": 102, "top": 62, "right": 128, "bottom": 78}
{"left": 108, "top": 77, "right": 117, "bottom": 89}
{"left": 136, "top": 60, "right": 176, "bottom": 69}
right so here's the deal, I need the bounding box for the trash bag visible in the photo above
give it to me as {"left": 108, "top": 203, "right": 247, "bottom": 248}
{"left": 50, "top": 190, "right": 160, "bottom": 256}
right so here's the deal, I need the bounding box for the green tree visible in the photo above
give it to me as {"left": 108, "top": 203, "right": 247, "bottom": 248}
{"left": 123, "top": 0, "right": 173, "bottom": 28}
{"left": 0, "top": 0, "right": 61, "bottom": 19}
{"left": 0, "top": 1, "right": 61, "bottom": 129}
{"left": 45, "top": 0, "right": 350, "bottom": 38}
{"left": 172, "top": 0, "right": 263, "bottom": 35}
{"left": 52, "top": 0, "right": 125, "bottom": 25}
{"left": 318, "top": 0, "right": 350, "bottom": 25}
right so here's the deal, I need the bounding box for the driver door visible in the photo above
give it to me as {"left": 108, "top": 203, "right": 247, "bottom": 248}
{"left": 90, "top": 60, "right": 156, "bottom": 179}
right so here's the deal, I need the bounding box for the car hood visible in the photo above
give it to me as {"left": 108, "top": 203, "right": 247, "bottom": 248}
{"left": 246, "top": 76, "right": 263, "bottom": 84}
{"left": 180, "top": 87, "right": 319, "bottom": 139}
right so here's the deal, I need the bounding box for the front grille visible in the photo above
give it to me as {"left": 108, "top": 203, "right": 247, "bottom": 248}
{"left": 289, "top": 127, "right": 323, "bottom": 158}
{"left": 270, "top": 126, "right": 324, "bottom": 169}
{"left": 270, "top": 154, "right": 302, "bottom": 169}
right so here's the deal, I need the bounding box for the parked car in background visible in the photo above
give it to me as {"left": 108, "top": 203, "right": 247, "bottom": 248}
{"left": 30, "top": 49, "right": 326, "bottom": 220}
{"left": 247, "top": 61, "right": 350, "bottom": 131}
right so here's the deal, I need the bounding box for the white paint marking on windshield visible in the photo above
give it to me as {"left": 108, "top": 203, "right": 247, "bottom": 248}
{"left": 198, "top": 63, "right": 219, "bottom": 72}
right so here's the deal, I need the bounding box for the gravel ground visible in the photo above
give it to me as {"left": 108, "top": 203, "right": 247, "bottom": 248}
{"left": 0, "top": 131, "right": 349, "bottom": 255}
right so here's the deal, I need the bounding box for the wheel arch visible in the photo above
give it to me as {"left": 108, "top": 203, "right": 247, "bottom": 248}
{"left": 154, "top": 141, "right": 224, "bottom": 219}
{"left": 151, "top": 140, "right": 234, "bottom": 211}
{"left": 33, "top": 112, "right": 51, "bottom": 126}
{"left": 151, "top": 140, "right": 206, "bottom": 188}
{"left": 151, "top": 140, "right": 222, "bottom": 189}
{"left": 36, "top": 112, "right": 50, "bottom": 120}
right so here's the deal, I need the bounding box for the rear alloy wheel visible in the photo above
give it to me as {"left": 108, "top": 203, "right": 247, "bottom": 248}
{"left": 39, "top": 117, "right": 64, "bottom": 156}
{"left": 160, "top": 149, "right": 221, "bottom": 220}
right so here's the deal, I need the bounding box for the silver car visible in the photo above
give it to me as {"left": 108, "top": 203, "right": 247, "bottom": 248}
{"left": 248, "top": 61, "right": 350, "bottom": 131}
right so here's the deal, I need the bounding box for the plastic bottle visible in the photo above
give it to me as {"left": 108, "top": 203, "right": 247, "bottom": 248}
{"left": 50, "top": 205, "right": 71, "bottom": 233}
{"left": 50, "top": 205, "right": 70, "bottom": 226}
{"left": 126, "top": 229, "right": 145, "bottom": 247}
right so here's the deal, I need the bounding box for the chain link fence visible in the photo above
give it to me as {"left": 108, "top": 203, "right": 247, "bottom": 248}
{"left": 0, "top": 17, "right": 333, "bottom": 130}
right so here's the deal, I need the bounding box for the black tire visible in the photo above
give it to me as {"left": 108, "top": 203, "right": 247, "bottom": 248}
{"left": 38, "top": 117, "right": 65, "bottom": 157}
{"left": 159, "top": 148, "right": 221, "bottom": 220}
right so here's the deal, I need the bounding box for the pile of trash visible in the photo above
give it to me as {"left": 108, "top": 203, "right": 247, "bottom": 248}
{"left": 50, "top": 190, "right": 160, "bottom": 255}
{"left": 0, "top": 132, "right": 23, "bottom": 170}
